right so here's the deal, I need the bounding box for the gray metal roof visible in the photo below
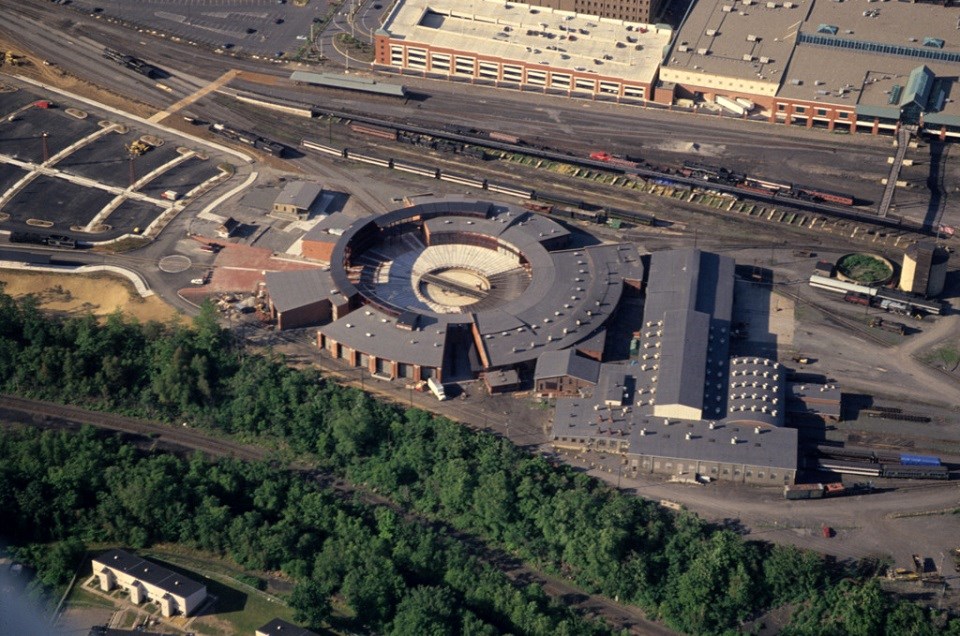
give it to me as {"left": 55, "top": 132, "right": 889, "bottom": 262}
{"left": 485, "top": 368, "right": 520, "bottom": 388}
{"left": 93, "top": 550, "right": 205, "bottom": 598}
{"left": 266, "top": 269, "right": 343, "bottom": 313}
{"left": 289, "top": 71, "right": 407, "bottom": 97}
{"left": 275, "top": 181, "right": 322, "bottom": 211}
{"left": 534, "top": 349, "right": 600, "bottom": 383}
{"left": 303, "top": 213, "right": 361, "bottom": 243}
{"left": 553, "top": 394, "right": 798, "bottom": 470}
{"left": 320, "top": 199, "right": 643, "bottom": 372}
{"left": 640, "top": 249, "right": 735, "bottom": 416}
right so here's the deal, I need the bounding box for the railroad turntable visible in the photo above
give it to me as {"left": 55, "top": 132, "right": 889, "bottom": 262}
{"left": 265, "top": 197, "right": 643, "bottom": 383}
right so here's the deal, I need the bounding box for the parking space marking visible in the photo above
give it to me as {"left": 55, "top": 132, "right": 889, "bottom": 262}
{"left": 84, "top": 150, "right": 196, "bottom": 232}
{"left": 0, "top": 123, "right": 125, "bottom": 210}
{"left": 149, "top": 69, "right": 239, "bottom": 123}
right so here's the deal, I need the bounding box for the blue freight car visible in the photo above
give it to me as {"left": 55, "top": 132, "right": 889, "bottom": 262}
{"left": 899, "top": 453, "right": 941, "bottom": 466}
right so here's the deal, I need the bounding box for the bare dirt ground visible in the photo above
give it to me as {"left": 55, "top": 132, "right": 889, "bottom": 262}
{"left": 0, "top": 31, "right": 156, "bottom": 119}
{"left": 0, "top": 270, "right": 182, "bottom": 323}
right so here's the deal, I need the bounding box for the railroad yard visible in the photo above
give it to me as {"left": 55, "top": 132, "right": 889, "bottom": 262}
{"left": 2, "top": 0, "right": 960, "bottom": 631}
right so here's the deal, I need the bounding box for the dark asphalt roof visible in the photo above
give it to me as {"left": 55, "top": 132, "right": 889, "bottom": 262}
{"left": 534, "top": 349, "right": 600, "bottom": 383}
{"left": 257, "top": 618, "right": 320, "bottom": 636}
{"left": 275, "top": 181, "right": 322, "bottom": 210}
{"left": 485, "top": 368, "right": 520, "bottom": 388}
{"left": 265, "top": 268, "right": 344, "bottom": 313}
{"left": 93, "top": 549, "right": 205, "bottom": 599}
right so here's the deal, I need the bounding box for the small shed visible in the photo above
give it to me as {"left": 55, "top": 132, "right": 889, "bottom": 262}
{"left": 484, "top": 368, "right": 520, "bottom": 394}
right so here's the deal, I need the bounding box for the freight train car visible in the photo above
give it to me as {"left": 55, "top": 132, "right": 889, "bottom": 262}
{"left": 348, "top": 121, "right": 398, "bottom": 141}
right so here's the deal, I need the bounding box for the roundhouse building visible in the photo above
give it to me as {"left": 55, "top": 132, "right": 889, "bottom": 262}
{"left": 307, "top": 198, "right": 643, "bottom": 383}
{"left": 374, "top": 0, "right": 672, "bottom": 102}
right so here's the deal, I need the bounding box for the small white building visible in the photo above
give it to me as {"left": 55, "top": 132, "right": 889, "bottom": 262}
{"left": 92, "top": 549, "right": 207, "bottom": 617}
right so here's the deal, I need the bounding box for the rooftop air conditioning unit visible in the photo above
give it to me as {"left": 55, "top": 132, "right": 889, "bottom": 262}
{"left": 697, "top": 48, "right": 710, "bottom": 55}
{"left": 722, "top": 4, "right": 734, "bottom": 11}
{"left": 747, "top": 34, "right": 758, "bottom": 42}
{"left": 743, "top": 54, "right": 756, "bottom": 61}
{"left": 706, "top": 29, "right": 717, "bottom": 36}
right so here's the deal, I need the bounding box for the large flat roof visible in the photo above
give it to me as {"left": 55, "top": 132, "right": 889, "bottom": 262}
{"left": 662, "top": 0, "right": 806, "bottom": 84}
{"left": 274, "top": 181, "right": 323, "bottom": 211}
{"left": 553, "top": 389, "right": 798, "bottom": 469}
{"left": 381, "top": 0, "right": 672, "bottom": 85}
{"left": 777, "top": 47, "right": 960, "bottom": 123}
{"left": 800, "top": 0, "right": 960, "bottom": 53}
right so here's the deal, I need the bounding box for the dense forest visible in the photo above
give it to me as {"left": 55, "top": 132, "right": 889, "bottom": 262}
{"left": 0, "top": 286, "right": 957, "bottom": 635}
{"left": 1, "top": 427, "right": 602, "bottom": 635}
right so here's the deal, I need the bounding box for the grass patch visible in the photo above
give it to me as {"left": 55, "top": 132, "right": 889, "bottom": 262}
{"left": 920, "top": 340, "right": 960, "bottom": 369}
{"left": 139, "top": 548, "right": 297, "bottom": 636}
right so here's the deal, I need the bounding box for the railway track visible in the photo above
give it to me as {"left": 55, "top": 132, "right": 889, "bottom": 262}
{"left": 0, "top": 394, "right": 267, "bottom": 462}
{"left": 775, "top": 286, "right": 893, "bottom": 347}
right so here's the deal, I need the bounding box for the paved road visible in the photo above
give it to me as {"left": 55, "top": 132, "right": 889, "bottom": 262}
{"left": 0, "top": 393, "right": 674, "bottom": 635}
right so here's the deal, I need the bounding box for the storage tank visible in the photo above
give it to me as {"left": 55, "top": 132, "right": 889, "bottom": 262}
{"left": 900, "top": 241, "right": 949, "bottom": 297}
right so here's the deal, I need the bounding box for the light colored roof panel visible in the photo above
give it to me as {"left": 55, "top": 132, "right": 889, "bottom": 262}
{"left": 382, "top": 0, "right": 671, "bottom": 85}
{"left": 662, "top": 0, "right": 805, "bottom": 83}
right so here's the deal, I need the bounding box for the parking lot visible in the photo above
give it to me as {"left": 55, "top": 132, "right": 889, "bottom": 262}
{"left": 3, "top": 175, "right": 116, "bottom": 232}
{"left": 57, "top": 132, "right": 180, "bottom": 188}
{"left": 0, "top": 101, "right": 100, "bottom": 164}
{"left": 65, "top": 0, "right": 334, "bottom": 57}
{"left": 0, "top": 83, "right": 236, "bottom": 241}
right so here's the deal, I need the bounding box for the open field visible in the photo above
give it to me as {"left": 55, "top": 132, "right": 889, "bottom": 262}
{"left": 0, "top": 270, "right": 181, "bottom": 323}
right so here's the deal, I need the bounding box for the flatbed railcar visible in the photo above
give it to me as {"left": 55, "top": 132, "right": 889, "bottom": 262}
{"left": 817, "top": 459, "right": 882, "bottom": 477}
{"left": 532, "top": 191, "right": 586, "bottom": 209}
